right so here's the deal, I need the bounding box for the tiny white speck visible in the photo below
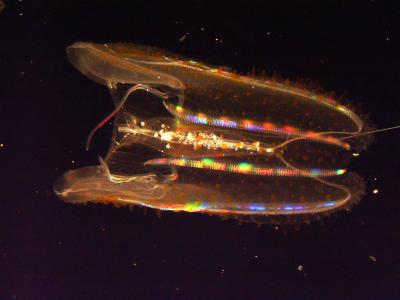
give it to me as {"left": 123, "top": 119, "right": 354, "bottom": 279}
{"left": 372, "top": 189, "right": 379, "bottom": 194}
{"left": 297, "top": 265, "right": 303, "bottom": 271}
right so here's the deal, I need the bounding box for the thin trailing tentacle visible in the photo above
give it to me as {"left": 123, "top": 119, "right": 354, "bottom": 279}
{"left": 86, "top": 83, "right": 169, "bottom": 150}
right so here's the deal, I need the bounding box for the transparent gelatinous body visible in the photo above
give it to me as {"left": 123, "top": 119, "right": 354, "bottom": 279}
{"left": 54, "top": 42, "right": 372, "bottom": 224}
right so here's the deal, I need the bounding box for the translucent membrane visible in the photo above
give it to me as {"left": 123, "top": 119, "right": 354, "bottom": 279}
{"left": 54, "top": 42, "right": 372, "bottom": 224}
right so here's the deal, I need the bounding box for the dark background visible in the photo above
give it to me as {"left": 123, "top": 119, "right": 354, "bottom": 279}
{"left": 2, "top": 0, "right": 400, "bottom": 299}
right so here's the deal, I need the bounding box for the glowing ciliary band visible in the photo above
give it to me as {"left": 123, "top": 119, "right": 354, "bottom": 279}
{"left": 164, "top": 103, "right": 351, "bottom": 150}
{"left": 144, "top": 157, "right": 346, "bottom": 178}
{"left": 141, "top": 156, "right": 345, "bottom": 214}
{"left": 114, "top": 197, "right": 340, "bottom": 215}
{"left": 180, "top": 200, "right": 339, "bottom": 214}
{"left": 160, "top": 56, "right": 363, "bottom": 138}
